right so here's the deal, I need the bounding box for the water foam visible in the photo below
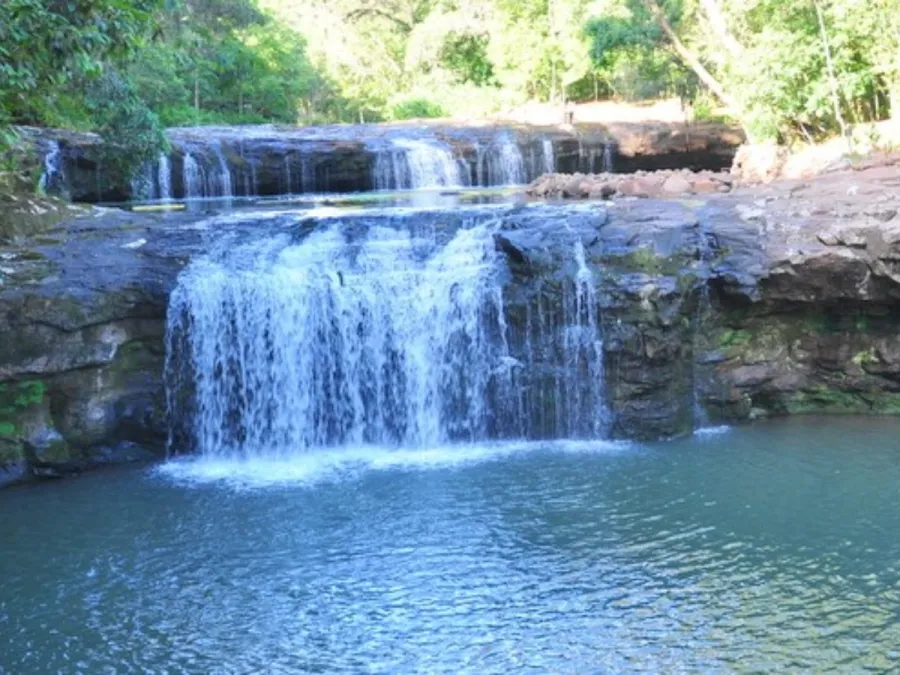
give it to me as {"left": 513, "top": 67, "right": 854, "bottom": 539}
{"left": 165, "top": 208, "right": 611, "bottom": 477}
{"left": 694, "top": 425, "right": 732, "bottom": 437}
{"left": 156, "top": 439, "right": 631, "bottom": 488}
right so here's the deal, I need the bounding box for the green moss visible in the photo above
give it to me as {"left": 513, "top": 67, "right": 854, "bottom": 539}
{"left": 32, "top": 439, "right": 76, "bottom": 464}
{"left": 786, "top": 387, "right": 864, "bottom": 415}
{"left": 852, "top": 349, "right": 879, "bottom": 366}
{"left": 720, "top": 329, "right": 752, "bottom": 347}
{"left": 869, "top": 393, "right": 900, "bottom": 414}
{"left": 0, "top": 380, "right": 46, "bottom": 414}
{"left": 0, "top": 379, "right": 47, "bottom": 440}
{"left": 598, "top": 246, "right": 685, "bottom": 277}
{"left": 676, "top": 271, "right": 699, "bottom": 294}
{"left": 0, "top": 438, "right": 25, "bottom": 463}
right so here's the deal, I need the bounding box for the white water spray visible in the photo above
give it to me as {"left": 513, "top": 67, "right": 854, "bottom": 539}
{"left": 166, "top": 212, "right": 609, "bottom": 460}
{"left": 38, "top": 141, "right": 63, "bottom": 194}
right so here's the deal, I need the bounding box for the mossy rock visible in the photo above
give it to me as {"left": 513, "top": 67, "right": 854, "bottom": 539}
{"left": 719, "top": 329, "right": 752, "bottom": 347}
{"left": 781, "top": 386, "right": 900, "bottom": 415}
{"left": 0, "top": 380, "right": 48, "bottom": 438}
{"left": 598, "top": 246, "right": 686, "bottom": 277}
{"left": 0, "top": 193, "right": 83, "bottom": 244}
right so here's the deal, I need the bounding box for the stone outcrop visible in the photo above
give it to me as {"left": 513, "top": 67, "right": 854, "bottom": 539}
{"left": 18, "top": 120, "right": 745, "bottom": 203}
{"left": 2, "top": 155, "right": 900, "bottom": 485}
{"left": 526, "top": 169, "right": 735, "bottom": 200}
{"left": 0, "top": 206, "right": 204, "bottom": 486}
{"left": 697, "top": 161, "right": 900, "bottom": 422}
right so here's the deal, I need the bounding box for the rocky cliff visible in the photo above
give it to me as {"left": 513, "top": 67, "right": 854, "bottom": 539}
{"left": 1, "top": 156, "right": 899, "bottom": 485}
{"left": 18, "top": 120, "right": 744, "bottom": 203}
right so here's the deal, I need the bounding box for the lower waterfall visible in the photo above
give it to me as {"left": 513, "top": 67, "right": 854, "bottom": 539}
{"left": 165, "top": 209, "right": 609, "bottom": 458}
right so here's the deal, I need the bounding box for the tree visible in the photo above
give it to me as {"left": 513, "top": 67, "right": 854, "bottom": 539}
{"left": 0, "top": 0, "right": 162, "bottom": 124}
{"left": 638, "top": 0, "right": 735, "bottom": 109}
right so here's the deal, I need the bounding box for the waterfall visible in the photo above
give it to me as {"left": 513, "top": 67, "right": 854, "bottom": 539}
{"left": 482, "top": 135, "right": 526, "bottom": 186}
{"left": 400, "top": 139, "right": 463, "bottom": 188}
{"left": 602, "top": 141, "right": 614, "bottom": 173}
{"left": 183, "top": 152, "right": 202, "bottom": 199}
{"left": 693, "top": 223, "right": 713, "bottom": 431}
{"left": 180, "top": 144, "right": 233, "bottom": 200}
{"left": 38, "top": 141, "right": 64, "bottom": 194}
{"left": 212, "top": 142, "right": 234, "bottom": 199}
{"left": 300, "top": 155, "right": 315, "bottom": 193}
{"left": 283, "top": 154, "right": 293, "bottom": 195}
{"left": 571, "top": 240, "right": 608, "bottom": 437}
{"left": 373, "top": 139, "right": 463, "bottom": 190}
{"left": 372, "top": 148, "right": 410, "bottom": 191}
{"left": 166, "top": 210, "right": 609, "bottom": 457}
{"left": 130, "top": 162, "right": 155, "bottom": 201}
{"left": 157, "top": 154, "right": 172, "bottom": 201}
{"left": 167, "top": 221, "right": 509, "bottom": 454}
{"left": 542, "top": 139, "right": 555, "bottom": 175}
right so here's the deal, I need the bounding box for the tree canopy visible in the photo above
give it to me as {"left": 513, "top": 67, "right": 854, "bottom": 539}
{"left": 1, "top": 0, "right": 899, "bottom": 165}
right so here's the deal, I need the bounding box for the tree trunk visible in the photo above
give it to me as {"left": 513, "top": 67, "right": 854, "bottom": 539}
{"left": 891, "top": 75, "right": 900, "bottom": 122}
{"left": 194, "top": 75, "right": 200, "bottom": 112}
{"left": 813, "top": 0, "right": 851, "bottom": 148}
{"left": 698, "top": 0, "right": 743, "bottom": 60}
{"left": 640, "top": 0, "right": 736, "bottom": 110}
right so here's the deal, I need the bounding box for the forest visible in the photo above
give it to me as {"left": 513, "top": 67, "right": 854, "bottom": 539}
{"left": 1, "top": 0, "right": 899, "bottom": 170}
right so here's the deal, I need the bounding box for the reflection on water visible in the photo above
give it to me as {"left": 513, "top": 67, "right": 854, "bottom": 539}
{"left": 1, "top": 417, "right": 900, "bottom": 672}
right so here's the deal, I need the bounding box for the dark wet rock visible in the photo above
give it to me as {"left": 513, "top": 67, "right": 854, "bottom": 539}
{"left": 29, "top": 459, "right": 84, "bottom": 480}
{"left": 3, "top": 155, "right": 900, "bottom": 484}
{"left": 695, "top": 161, "right": 900, "bottom": 423}
{"left": 0, "top": 206, "right": 206, "bottom": 485}
{"left": 17, "top": 120, "right": 744, "bottom": 203}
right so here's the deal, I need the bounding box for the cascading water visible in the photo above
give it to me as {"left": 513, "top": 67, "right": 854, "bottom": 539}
{"left": 157, "top": 154, "right": 172, "bottom": 201}
{"left": 167, "top": 219, "right": 509, "bottom": 454}
{"left": 693, "top": 223, "right": 714, "bottom": 432}
{"left": 180, "top": 143, "right": 233, "bottom": 201}
{"left": 300, "top": 156, "right": 315, "bottom": 193}
{"left": 481, "top": 135, "right": 526, "bottom": 186}
{"left": 182, "top": 152, "right": 202, "bottom": 200}
{"left": 130, "top": 163, "right": 155, "bottom": 202}
{"left": 570, "top": 240, "right": 608, "bottom": 436}
{"left": 372, "top": 139, "right": 464, "bottom": 190}
{"left": 372, "top": 147, "right": 411, "bottom": 191}
{"left": 542, "top": 139, "right": 555, "bottom": 175}
{"left": 38, "top": 141, "right": 64, "bottom": 194}
{"left": 602, "top": 141, "right": 615, "bottom": 173}
{"left": 212, "top": 142, "right": 234, "bottom": 200}
{"left": 166, "top": 208, "right": 609, "bottom": 458}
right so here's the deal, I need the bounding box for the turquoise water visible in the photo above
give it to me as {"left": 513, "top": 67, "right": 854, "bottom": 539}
{"left": 2, "top": 418, "right": 900, "bottom": 672}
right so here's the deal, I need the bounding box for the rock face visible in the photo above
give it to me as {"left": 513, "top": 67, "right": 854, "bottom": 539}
{"left": 2, "top": 156, "right": 900, "bottom": 485}
{"left": 17, "top": 120, "right": 745, "bottom": 203}
{"left": 527, "top": 169, "right": 735, "bottom": 200}
{"left": 697, "top": 162, "right": 900, "bottom": 422}
{"left": 0, "top": 207, "right": 204, "bottom": 486}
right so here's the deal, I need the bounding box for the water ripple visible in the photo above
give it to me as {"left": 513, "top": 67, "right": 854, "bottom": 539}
{"left": 2, "top": 418, "right": 900, "bottom": 672}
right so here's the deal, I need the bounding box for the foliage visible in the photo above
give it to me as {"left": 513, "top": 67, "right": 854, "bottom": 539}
{"left": 2, "top": 0, "right": 900, "bottom": 170}
{"left": 584, "top": 0, "right": 900, "bottom": 142}
{"left": 390, "top": 97, "right": 447, "bottom": 121}
{"left": 0, "top": 0, "right": 349, "bottom": 160}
